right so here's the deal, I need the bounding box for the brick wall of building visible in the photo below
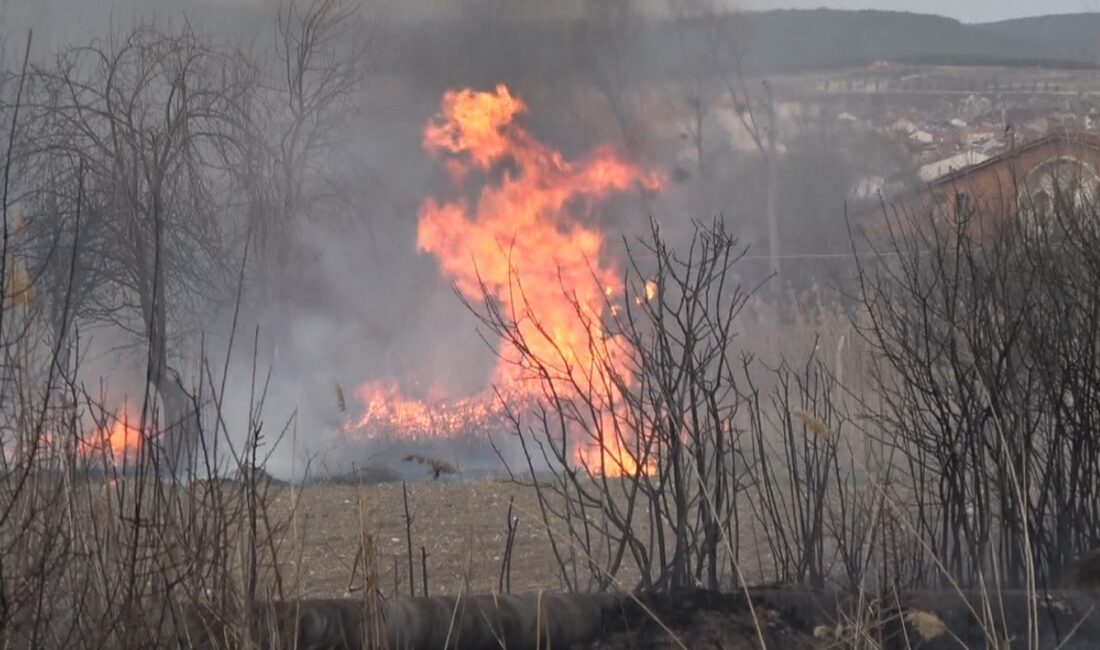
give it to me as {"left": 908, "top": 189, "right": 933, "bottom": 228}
{"left": 867, "top": 131, "right": 1100, "bottom": 240}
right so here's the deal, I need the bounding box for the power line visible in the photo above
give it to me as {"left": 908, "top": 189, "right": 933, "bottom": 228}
{"left": 626, "top": 248, "right": 927, "bottom": 263}
{"left": 738, "top": 250, "right": 907, "bottom": 261}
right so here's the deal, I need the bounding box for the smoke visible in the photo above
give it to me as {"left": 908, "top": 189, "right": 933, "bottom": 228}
{"left": 2, "top": 0, "right": 883, "bottom": 481}
{"left": 1, "top": 0, "right": 679, "bottom": 481}
{"left": 0, "top": 5, "right": 528, "bottom": 461}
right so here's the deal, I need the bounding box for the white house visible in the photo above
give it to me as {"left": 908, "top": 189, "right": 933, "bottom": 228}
{"left": 909, "top": 130, "right": 935, "bottom": 146}
{"left": 919, "top": 151, "right": 990, "bottom": 183}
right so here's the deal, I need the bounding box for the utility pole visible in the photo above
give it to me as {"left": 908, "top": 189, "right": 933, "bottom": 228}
{"left": 763, "top": 80, "right": 780, "bottom": 277}
{"left": 0, "top": 0, "right": 7, "bottom": 74}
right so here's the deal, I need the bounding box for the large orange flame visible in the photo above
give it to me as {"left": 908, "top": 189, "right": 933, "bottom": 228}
{"left": 347, "top": 85, "right": 661, "bottom": 476}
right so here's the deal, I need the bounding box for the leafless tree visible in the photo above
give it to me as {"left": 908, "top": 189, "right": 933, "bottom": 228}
{"left": 658, "top": 0, "right": 783, "bottom": 276}
{"left": 243, "top": 0, "right": 382, "bottom": 301}
{"left": 0, "top": 34, "right": 300, "bottom": 648}
{"left": 666, "top": 0, "right": 721, "bottom": 180}
{"left": 16, "top": 25, "right": 254, "bottom": 475}
{"left": 575, "top": 0, "right": 648, "bottom": 157}
{"left": 12, "top": 2, "right": 379, "bottom": 473}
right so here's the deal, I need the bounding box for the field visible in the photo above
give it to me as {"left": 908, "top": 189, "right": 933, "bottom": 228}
{"left": 268, "top": 476, "right": 776, "bottom": 599}
{"left": 208, "top": 476, "right": 1100, "bottom": 648}
{"left": 269, "top": 479, "right": 556, "bottom": 598}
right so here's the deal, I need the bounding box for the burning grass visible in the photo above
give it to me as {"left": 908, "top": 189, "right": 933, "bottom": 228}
{"left": 341, "top": 84, "right": 662, "bottom": 477}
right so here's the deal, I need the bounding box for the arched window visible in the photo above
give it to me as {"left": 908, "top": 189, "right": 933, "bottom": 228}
{"left": 1017, "top": 157, "right": 1100, "bottom": 236}
{"left": 1031, "top": 189, "right": 1052, "bottom": 223}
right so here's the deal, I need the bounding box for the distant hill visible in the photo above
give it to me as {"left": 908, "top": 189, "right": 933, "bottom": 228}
{"left": 738, "top": 9, "right": 1100, "bottom": 72}
{"left": 977, "top": 13, "right": 1100, "bottom": 64}
{"left": 7, "top": 4, "right": 1100, "bottom": 76}
{"left": 391, "top": 8, "right": 1100, "bottom": 92}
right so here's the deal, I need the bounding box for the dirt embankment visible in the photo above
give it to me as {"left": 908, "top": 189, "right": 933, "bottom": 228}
{"left": 177, "top": 588, "right": 1100, "bottom": 649}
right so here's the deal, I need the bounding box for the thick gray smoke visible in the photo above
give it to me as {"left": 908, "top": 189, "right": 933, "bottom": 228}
{"left": 0, "top": 0, "right": 743, "bottom": 482}
{"left": 1, "top": 0, "right": 932, "bottom": 480}
{"left": 0, "top": 0, "right": 667, "bottom": 481}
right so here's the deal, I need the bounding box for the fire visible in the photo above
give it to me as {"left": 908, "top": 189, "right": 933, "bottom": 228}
{"left": 633, "top": 280, "right": 659, "bottom": 307}
{"left": 346, "top": 380, "right": 508, "bottom": 442}
{"left": 574, "top": 424, "right": 654, "bottom": 478}
{"left": 417, "top": 85, "right": 659, "bottom": 392}
{"left": 79, "top": 406, "right": 142, "bottom": 462}
{"left": 348, "top": 84, "right": 662, "bottom": 476}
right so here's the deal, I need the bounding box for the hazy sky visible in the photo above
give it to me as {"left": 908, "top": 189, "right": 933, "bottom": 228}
{"left": 740, "top": 0, "right": 1100, "bottom": 23}
{"left": 4, "top": 0, "right": 1098, "bottom": 31}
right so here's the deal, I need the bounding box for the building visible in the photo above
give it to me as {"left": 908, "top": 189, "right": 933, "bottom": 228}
{"left": 859, "top": 131, "right": 1100, "bottom": 237}
{"left": 919, "top": 151, "right": 990, "bottom": 183}
{"left": 909, "top": 130, "right": 935, "bottom": 146}
{"left": 927, "top": 130, "right": 1100, "bottom": 225}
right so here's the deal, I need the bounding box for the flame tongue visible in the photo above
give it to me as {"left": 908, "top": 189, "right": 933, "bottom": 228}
{"left": 418, "top": 84, "right": 654, "bottom": 391}
{"left": 351, "top": 84, "right": 661, "bottom": 476}
{"left": 422, "top": 85, "right": 526, "bottom": 168}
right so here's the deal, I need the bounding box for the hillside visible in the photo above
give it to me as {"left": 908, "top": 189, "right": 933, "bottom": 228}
{"left": 739, "top": 9, "right": 1100, "bottom": 72}
{"left": 6, "top": 3, "right": 1100, "bottom": 74}
{"left": 978, "top": 13, "right": 1100, "bottom": 64}
{"left": 389, "top": 8, "right": 1100, "bottom": 91}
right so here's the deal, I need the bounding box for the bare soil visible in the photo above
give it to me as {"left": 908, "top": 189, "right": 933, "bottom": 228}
{"left": 265, "top": 474, "right": 780, "bottom": 600}
{"left": 267, "top": 478, "right": 570, "bottom": 598}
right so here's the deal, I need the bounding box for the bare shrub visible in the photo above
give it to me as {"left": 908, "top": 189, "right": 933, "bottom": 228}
{"left": 852, "top": 177, "right": 1100, "bottom": 591}
{"left": 0, "top": 16, "right": 359, "bottom": 650}
{"left": 468, "top": 218, "right": 865, "bottom": 595}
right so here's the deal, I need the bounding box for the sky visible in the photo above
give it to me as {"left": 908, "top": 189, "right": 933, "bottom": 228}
{"left": 738, "top": 0, "right": 1100, "bottom": 23}
{"left": 3, "top": 0, "right": 1098, "bottom": 35}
